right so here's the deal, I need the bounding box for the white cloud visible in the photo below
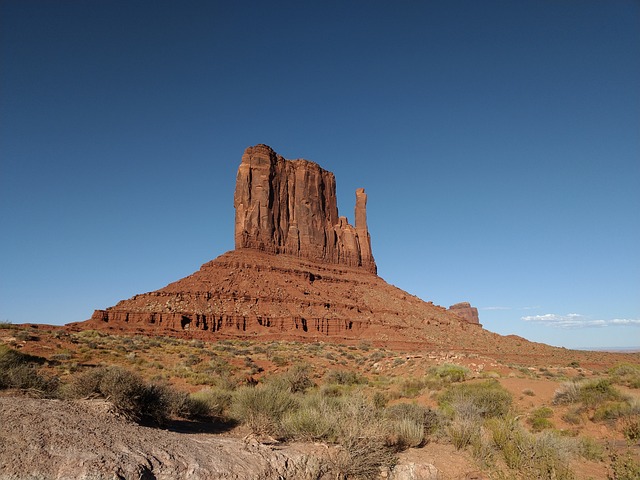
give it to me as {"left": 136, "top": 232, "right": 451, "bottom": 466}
{"left": 482, "top": 306, "right": 511, "bottom": 311}
{"left": 521, "top": 313, "right": 640, "bottom": 329}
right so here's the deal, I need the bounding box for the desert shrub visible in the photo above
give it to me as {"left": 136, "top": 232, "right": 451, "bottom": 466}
{"left": 447, "top": 417, "right": 481, "bottom": 450}
{"left": 398, "top": 378, "right": 426, "bottom": 398}
{"left": 0, "top": 363, "right": 59, "bottom": 396}
{"left": 64, "top": 366, "right": 177, "bottom": 425}
{"left": 270, "top": 363, "right": 314, "bottom": 393}
{"left": 439, "top": 380, "right": 512, "bottom": 419}
{"left": 553, "top": 378, "right": 624, "bottom": 408}
{"left": 486, "top": 417, "right": 575, "bottom": 478}
{"left": 528, "top": 406, "right": 555, "bottom": 432}
{"left": 231, "top": 383, "right": 297, "bottom": 436}
{"left": 0, "top": 345, "right": 57, "bottom": 396}
{"left": 384, "top": 403, "right": 440, "bottom": 435}
{"left": 281, "top": 394, "right": 335, "bottom": 441}
{"left": 387, "top": 418, "right": 425, "bottom": 449}
{"left": 561, "top": 409, "right": 583, "bottom": 425}
{"left": 522, "top": 388, "right": 535, "bottom": 396}
{"left": 578, "top": 437, "right": 604, "bottom": 461}
{"left": 189, "top": 388, "right": 233, "bottom": 418}
{"left": 609, "top": 449, "right": 640, "bottom": 480}
{"left": 327, "top": 394, "right": 397, "bottom": 479}
{"left": 578, "top": 379, "right": 623, "bottom": 408}
{"left": 430, "top": 363, "right": 469, "bottom": 383}
{"left": 372, "top": 391, "right": 388, "bottom": 409}
{"left": 592, "top": 401, "right": 633, "bottom": 422}
{"left": 384, "top": 403, "right": 440, "bottom": 449}
{"left": 553, "top": 381, "right": 582, "bottom": 405}
{"left": 622, "top": 414, "right": 640, "bottom": 442}
{"left": 326, "top": 369, "right": 366, "bottom": 386}
{"left": 609, "top": 363, "right": 640, "bottom": 389}
{"left": 0, "top": 345, "right": 46, "bottom": 369}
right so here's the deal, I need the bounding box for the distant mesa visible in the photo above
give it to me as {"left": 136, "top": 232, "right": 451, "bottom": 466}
{"left": 80, "top": 145, "right": 483, "bottom": 344}
{"left": 447, "top": 302, "right": 481, "bottom": 326}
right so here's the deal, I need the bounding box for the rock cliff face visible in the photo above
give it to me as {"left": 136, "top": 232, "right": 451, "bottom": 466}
{"left": 234, "top": 145, "right": 376, "bottom": 273}
{"left": 448, "top": 302, "right": 480, "bottom": 326}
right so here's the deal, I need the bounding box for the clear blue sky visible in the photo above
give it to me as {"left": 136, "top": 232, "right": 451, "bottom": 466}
{"left": 1, "top": 1, "right": 639, "bottom": 349}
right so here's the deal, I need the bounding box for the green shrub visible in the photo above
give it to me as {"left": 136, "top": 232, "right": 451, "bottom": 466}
{"left": 398, "top": 378, "right": 426, "bottom": 398}
{"left": 231, "top": 383, "right": 297, "bottom": 436}
{"left": 0, "top": 345, "right": 46, "bottom": 369}
{"left": 578, "top": 437, "right": 604, "bottom": 461}
{"left": 281, "top": 399, "right": 334, "bottom": 441}
{"left": 439, "top": 380, "right": 512, "bottom": 419}
{"left": 609, "top": 363, "right": 640, "bottom": 389}
{"left": 553, "top": 378, "right": 624, "bottom": 408}
{"left": 486, "top": 417, "right": 575, "bottom": 479}
{"left": 561, "top": 409, "right": 583, "bottom": 425}
{"left": 387, "top": 418, "right": 425, "bottom": 449}
{"left": 528, "top": 406, "right": 555, "bottom": 432}
{"left": 578, "top": 379, "right": 623, "bottom": 408}
{"left": 592, "top": 401, "right": 632, "bottom": 422}
{"left": 189, "top": 388, "right": 233, "bottom": 418}
{"left": 430, "top": 363, "right": 469, "bottom": 383}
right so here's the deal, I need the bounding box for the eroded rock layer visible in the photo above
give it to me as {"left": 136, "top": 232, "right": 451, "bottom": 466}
{"left": 234, "top": 145, "right": 376, "bottom": 273}
{"left": 87, "top": 249, "right": 456, "bottom": 340}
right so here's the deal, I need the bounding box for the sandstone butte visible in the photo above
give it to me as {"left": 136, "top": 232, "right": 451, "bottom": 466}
{"left": 77, "top": 144, "right": 562, "bottom": 358}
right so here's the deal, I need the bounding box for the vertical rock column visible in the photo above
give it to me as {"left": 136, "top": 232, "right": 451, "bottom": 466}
{"left": 234, "top": 144, "right": 377, "bottom": 273}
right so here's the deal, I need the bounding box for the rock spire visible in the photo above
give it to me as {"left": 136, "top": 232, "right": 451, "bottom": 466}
{"left": 234, "top": 144, "right": 376, "bottom": 273}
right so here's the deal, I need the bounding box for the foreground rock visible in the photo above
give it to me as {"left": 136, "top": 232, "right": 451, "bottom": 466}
{"left": 0, "top": 397, "right": 333, "bottom": 480}
{"left": 0, "top": 397, "right": 444, "bottom": 480}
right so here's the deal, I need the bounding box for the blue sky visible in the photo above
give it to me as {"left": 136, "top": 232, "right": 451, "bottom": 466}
{"left": 1, "top": 0, "right": 638, "bottom": 349}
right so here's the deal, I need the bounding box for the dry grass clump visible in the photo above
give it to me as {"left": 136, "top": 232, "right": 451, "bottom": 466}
{"left": 609, "top": 363, "right": 640, "bottom": 389}
{"left": 439, "top": 379, "right": 512, "bottom": 420}
{"left": 553, "top": 378, "right": 623, "bottom": 408}
{"left": 429, "top": 363, "right": 470, "bottom": 383}
{"left": 485, "top": 417, "right": 576, "bottom": 479}
{"left": 527, "top": 406, "right": 555, "bottom": 432}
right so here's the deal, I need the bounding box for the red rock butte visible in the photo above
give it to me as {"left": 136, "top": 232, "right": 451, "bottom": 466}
{"left": 234, "top": 144, "right": 376, "bottom": 273}
{"left": 79, "top": 145, "right": 495, "bottom": 350}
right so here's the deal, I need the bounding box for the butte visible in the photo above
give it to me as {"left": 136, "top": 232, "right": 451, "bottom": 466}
{"left": 76, "top": 145, "right": 514, "bottom": 353}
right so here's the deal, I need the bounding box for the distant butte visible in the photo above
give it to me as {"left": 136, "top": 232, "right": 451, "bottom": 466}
{"left": 78, "top": 145, "right": 491, "bottom": 350}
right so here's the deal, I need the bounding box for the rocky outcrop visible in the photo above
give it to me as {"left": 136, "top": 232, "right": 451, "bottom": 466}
{"left": 79, "top": 145, "right": 487, "bottom": 346}
{"left": 234, "top": 144, "right": 376, "bottom": 273}
{"left": 84, "top": 249, "right": 457, "bottom": 341}
{"left": 448, "top": 302, "right": 480, "bottom": 326}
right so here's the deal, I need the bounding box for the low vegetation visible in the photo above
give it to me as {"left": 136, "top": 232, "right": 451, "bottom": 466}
{"left": 1, "top": 326, "right": 639, "bottom": 479}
